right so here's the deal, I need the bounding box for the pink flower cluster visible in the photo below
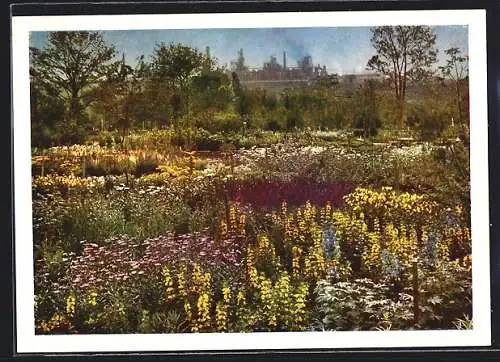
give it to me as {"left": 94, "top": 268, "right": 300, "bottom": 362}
{"left": 68, "top": 232, "right": 244, "bottom": 293}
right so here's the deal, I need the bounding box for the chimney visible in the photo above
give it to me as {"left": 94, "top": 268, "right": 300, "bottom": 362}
{"left": 206, "top": 46, "right": 210, "bottom": 58}
{"left": 283, "top": 51, "right": 287, "bottom": 69}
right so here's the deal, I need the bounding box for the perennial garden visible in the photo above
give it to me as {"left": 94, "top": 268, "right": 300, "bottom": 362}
{"left": 33, "top": 128, "right": 472, "bottom": 333}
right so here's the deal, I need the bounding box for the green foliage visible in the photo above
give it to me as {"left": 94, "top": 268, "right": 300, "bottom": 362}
{"left": 30, "top": 31, "right": 116, "bottom": 127}
{"left": 353, "top": 80, "right": 382, "bottom": 137}
{"left": 453, "top": 314, "right": 473, "bottom": 330}
{"left": 315, "top": 278, "right": 414, "bottom": 331}
{"left": 414, "top": 261, "right": 472, "bottom": 328}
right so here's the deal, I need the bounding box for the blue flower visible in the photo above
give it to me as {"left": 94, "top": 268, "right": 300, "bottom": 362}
{"left": 381, "top": 249, "right": 402, "bottom": 278}
{"left": 322, "top": 222, "right": 339, "bottom": 259}
{"left": 423, "top": 230, "right": 439, "bottom": 266}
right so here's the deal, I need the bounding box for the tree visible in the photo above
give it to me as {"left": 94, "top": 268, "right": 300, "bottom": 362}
{"left": 367, "top": 26, "right": 438, "bottom": 128}
{"left": 92, "top": 53, "right": 144, "bottom": 139}
{"left": 150, "top": 43, "right": 211, "bottom": 123}
{"left": 438, "top": 47, "right": 469, "bottom": 124}
{"left": 191, "top": 68, "right": 233, "bottom": 113}
{"left": 30, "top": 47, "right": 67, "bottom": 147}
{"left": 353, "top": 80, "right": 382, "bottom": 138}
{"left": 34, "top": 31, "right": 116, "bottom": 125}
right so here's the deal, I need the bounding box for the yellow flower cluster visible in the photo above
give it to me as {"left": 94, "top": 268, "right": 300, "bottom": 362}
{"left": 254, "top": 234, "right": 282, "bottom": 269}
{"left": 243, "top": 230, "right": 312, "bottom": 330}
{"left": 303, "top": 231, "right": 327, "bottom": 283}
{"left": 229, "top": 204, "right": 246, "bottom": 236}
{"left": 258, "top": 276, "right": 277, "bottom": 329}
{"left": 344, "top": 187, "right": 438, "bottom": 227}
{"left": 190, "top": 264, "right": 212, "bottom": 295}
{"left": 215, "top": 286, "right": 232, "bottom": 332}
{"left": 188, "top": 263, "right": 213, "bottom": 332}
{"left": 46, "top": 143, "right": 165, "bottom": 162}
{"left": 462, "top": 254, "right": 472, "bottom": 271}
{"left": 246, "top": 246, "right": 259, "bottom": 288}
{"left": 195, "top": 293, "right": 211, "bottom": 332}
{"left": 162, "top": 266, "right": 176, "bottom": 302}
{"left": 234, "top": 290, "right": 251, "bottom": 328}
{"left": 88, "top": 291, "right": 98, "bottom": 307}
{"left": 291, "top": 245, "right": 302, "bottom": 279}
{"left": 331, "top": 211, "right": 368, "bottom": 243}
{"left": 156, "top": 164, "right": 192, "bottom": 179}
{"left": 36, "top": 313, "right": 72, "bottom": 333}
{"left": 33, "top": 175, "right": 105, "bottom": 191}
{"left": 66, "top": 292, "right": 76, "bottom": 316}
{"left": 270, "top": 203, "right": 352, "bottom": 285}
{"left": 291, "top": 282, "right": 310, "bottom": 329}
{"left": 219, "top": 204, "right": 247, "bottom": 238}
{"left": 160, "top": 263, "right": 215, "bottom": 332}
{"left": 249, "top": 270, "right": 310, "bottom": 331}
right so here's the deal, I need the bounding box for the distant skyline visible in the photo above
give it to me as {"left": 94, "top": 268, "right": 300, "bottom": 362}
{"left": 30, "top": 26, "right": 468, "bottom": 75}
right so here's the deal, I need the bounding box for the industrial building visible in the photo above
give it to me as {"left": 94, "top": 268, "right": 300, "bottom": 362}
{"left": 233, "top": 50, "right": 327, "bottom": 83}
{"left": 228, "top": 48, "right": 383, "bottom": 92}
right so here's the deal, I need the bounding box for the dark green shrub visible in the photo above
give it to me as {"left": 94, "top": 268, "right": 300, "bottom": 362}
{"left": 266, "top": 119, "right": 282, "bottom": 132}
{"left": 134, "top": 158, "right": 159, "bottom": 178}
{"left": 195, "top": 134, "right": 224, "bottom": 151}
{"left": 353, "top": 110, "right": 382, "bottom": 138}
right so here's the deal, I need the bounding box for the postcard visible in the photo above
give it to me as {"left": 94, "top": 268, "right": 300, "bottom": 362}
{"left": 11, "top": 9, "right": 490, "bottom": 353}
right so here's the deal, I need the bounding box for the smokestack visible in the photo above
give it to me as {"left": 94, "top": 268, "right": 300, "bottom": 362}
{"left": 206, "top": 46, "right": 210, "bottom": 58}
{"left": 283, "top": 51, "right": 287, "bottom": 69}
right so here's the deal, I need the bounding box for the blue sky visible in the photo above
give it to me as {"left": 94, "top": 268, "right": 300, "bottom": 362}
{"left": 30, "top": 26, "right": 468, "bottom": 75}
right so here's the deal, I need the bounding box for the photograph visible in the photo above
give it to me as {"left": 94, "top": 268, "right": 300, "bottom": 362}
{"left": 11, "top": 9, "right": 490, "bottom": 353}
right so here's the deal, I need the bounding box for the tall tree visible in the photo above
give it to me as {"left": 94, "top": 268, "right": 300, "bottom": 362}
{"left": 92, "top": 53, "right": 135, "bottom": 136}
{"left": 34, "top": 31, "right": 116, "bottom": 124}
{"left": 30, "top": 47, "right": 66, "bottom": 147}
{"left": 438, "top": 47, "right": 469, "bottom": 124}
{"left": 354, "top": 80, "right": 381, "bottom": 138}
{"left": 150, "top": 43, "right": 210, "bottom": 124}
{"left": 367, "top": 26, "right": 438, "bottom": 128}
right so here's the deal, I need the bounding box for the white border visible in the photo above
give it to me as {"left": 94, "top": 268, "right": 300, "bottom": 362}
{"left": 12, "top": 10, "right": 490, "bottom": 353}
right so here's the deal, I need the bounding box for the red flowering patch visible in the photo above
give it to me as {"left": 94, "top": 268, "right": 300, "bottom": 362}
{"left": 224, "top": 178, "right": 355, "bottom": 208}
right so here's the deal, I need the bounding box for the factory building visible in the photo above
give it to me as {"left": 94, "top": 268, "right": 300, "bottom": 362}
{"left": 224, "top": 48, "right": 383, "bottom": 92}
{"left": 233, "top": 50, "right": 328, "bottom": 83}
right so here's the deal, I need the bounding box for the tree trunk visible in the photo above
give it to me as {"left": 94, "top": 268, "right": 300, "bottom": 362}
{"left": 456, "top": 81, "right": 462, "bottom": 124}
{"left": 397, "top": 95, "right": 405, "bottom": 130}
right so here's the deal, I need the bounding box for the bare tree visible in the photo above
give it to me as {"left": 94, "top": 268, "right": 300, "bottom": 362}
{"left": 439, "top": 47, "right": 469, "bottom": 124}
{"left": 367, "top": 26, "right": 438, "bottom": 129}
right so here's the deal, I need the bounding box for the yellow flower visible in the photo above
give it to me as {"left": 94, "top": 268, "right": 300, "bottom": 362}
{"left": 88, "top": 291, "right": 97, "bottom": 306}
{"left": 66, "top": 292, "right": 76, "bottom": 315}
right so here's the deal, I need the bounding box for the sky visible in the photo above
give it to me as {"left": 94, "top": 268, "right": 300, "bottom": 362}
{"left": 29, "top": 26, "right": 468, "bottom": 75}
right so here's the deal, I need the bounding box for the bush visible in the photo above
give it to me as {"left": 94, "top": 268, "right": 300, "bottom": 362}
{"left": 134, "top": 157, "right": 159, "bottom": 178}
{"left": 408, "top": 102, "right": 450, "bottom": 141}
{"left": 266, "top": 119, "right": 282, "bottom": 132}
{"left": 353, "top": 111, "right": 382, "bottom": 138}
{"left": 195, "top": 134, "right": 224, "bottom": 152}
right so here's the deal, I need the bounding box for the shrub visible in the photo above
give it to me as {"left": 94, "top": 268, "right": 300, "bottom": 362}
{"left": 134, "top": 157, "right": 159, "bottom": 178}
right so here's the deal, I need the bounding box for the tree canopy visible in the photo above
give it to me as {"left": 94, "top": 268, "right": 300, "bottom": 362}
{"left": 32, "top": 31, "right": 116, "bottom": 122}
{"left": 367, "top": 26, "right": 438, "bottom": 128}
